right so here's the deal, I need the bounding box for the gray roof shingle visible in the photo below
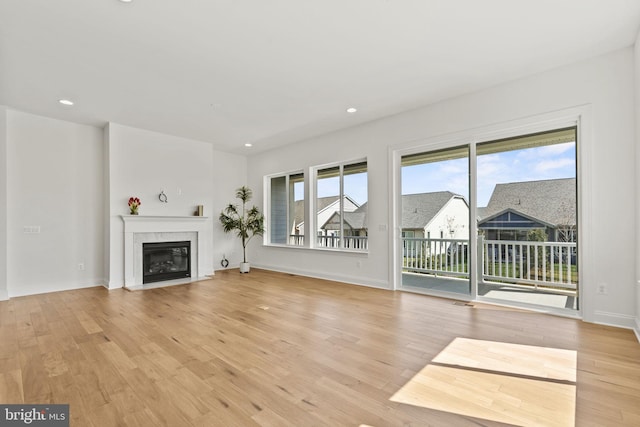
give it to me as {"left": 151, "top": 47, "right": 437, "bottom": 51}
{"left": 479, "top": 178, "right": 576, "bottom": 226}
{"left": 293, "top": 196, "right": 340, "bottom": 226}
{"left": 342, "top": 206, "right": 368, "bottom": 230}
{"left": 402, "top": 191, "right": 463, "bottom": 229}
{"left": 325, "top": 192, "right": 463, "bottom": 231}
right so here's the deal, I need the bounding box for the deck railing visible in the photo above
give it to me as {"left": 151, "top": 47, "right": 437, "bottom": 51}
{"left": 317, "top": 235, "right": 368, "bottom": 250}
{"left": 403, "top": 237, "right": 470, "bottom": 278}
{"left": 287, "top": 235, "right": 368, "bottom": 249}
{"left": 289, "top": 234, "right": 577, "bottom": 291}
{"left": 482, "top": 237, "right": 577, "bottom": 290}
{"left": 402, "top": 236, "right": 577, "bottom": 292}
{"left": 289, "top": 235, "right": 304, "bottom": 246}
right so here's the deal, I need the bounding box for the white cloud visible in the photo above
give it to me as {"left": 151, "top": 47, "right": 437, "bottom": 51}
{"left": 534, "top": 158, "right": 575, "bottom": 174}
{"left": 403, "top": 142, "right": 576, "bottom": 207}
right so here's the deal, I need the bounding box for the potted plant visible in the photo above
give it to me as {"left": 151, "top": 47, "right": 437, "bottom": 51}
{"left": 219, "top": 186, "right": 265, "bottom": 273}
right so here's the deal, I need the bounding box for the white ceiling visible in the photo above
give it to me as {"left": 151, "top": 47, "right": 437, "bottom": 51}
{"left": 1, "top": 1, "right": 639, "bottom": 154}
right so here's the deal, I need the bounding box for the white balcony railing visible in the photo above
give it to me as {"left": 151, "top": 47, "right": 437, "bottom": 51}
{"left": 288, "top": 234, "right": 577, "bottom": 292}
{"left": 403, "top": 238, "right": 469, "bottom": 278}
{"left": 402, "top": 236, "right": 577, "bottom": 292}
{"left": 317, "top": 235, "right": 368, "bottom": 250}
{"left": 482, "top": 237, "right": 577, "bottom": 290}
{"left": 287, "top": 234, "right": 369, "bottom": 250}
{"left": 289, "top": 235, "right": 304, "bottom": 246}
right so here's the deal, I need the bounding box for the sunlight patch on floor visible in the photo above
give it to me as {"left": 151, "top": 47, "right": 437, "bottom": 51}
{"left": 483, "top": 289, "right": 570, "bottom": 308}
{"left": 390, "top": 338, "right": 577, "bottom": 426}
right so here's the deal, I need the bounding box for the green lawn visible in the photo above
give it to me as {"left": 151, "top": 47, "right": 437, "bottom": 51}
{"left": 403, "top": 255, "right": 578, "bottom": 284}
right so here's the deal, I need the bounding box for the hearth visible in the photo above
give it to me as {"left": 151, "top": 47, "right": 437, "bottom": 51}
{"left": 142, "top": 241, "right": 191, "bottom": 284}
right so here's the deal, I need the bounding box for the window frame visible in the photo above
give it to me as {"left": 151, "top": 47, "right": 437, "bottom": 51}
{"left": 265, "top": 170, "right": 305, "bottom": 247}
{"left": 313, "top": 158, "right": 368, "bottom": 252}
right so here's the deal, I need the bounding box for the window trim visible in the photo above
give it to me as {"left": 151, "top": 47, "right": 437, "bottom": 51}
{"left": 313, "top": 158, "right": 368, "bottom": 252}
{"left": 264, "top": 170, "right": 304, "bottom": 247}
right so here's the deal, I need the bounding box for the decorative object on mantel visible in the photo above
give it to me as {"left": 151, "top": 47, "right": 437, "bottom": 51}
{"left": 158, "top": 190, "right": 168, "bottom": 203}
{"left": 219, "top": 186, "right": 265, "bottom": 273}
{"left": 194, "top": 205, "right": 204, "bottom": 216}
{"left": 128, "top": 197, "right": 141, "bottom": 215}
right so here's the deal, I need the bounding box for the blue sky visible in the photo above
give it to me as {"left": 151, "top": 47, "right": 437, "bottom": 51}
{"left": 402, "top": 141, "right": 576, "bottom": 206}
{"left": 314, "top": 173, "right": 368, "bottom": 205}
{"left": 307, "top": 141, "right": 576, "bottom": 207}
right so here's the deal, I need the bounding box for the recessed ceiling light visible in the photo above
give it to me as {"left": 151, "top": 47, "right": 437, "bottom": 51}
{"left": 346, "top": 107, "right": 357, "bottom": 113}
{"left": 244, "top": 143, "right": 253, "bottom": 148}
{"left": 119, "top": 0, "right": 133, "bottom": 3}
{"left": 58, "top": 99, "right": 74, "bottom": 106}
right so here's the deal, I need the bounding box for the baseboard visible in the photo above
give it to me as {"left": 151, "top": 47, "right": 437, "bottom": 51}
{"left": 634, "top": 317, "right": 640, "bottom": 343}
{"left": 592, "top": 310, "right": 638, "bottom": 330}
{"left": 9, "top": 280, "right": 105, "bottom": 298}
{"left": 0, "top": 289, "right": 8, "bottom": 301}
{"left": 252, "top": 263, "right": 390, "bottom": 290}
{"left": 124, "top": 276, "right": 211, "bottom": 291}
{"left": 104, "top": 279, "right": 124, "bottom": 290}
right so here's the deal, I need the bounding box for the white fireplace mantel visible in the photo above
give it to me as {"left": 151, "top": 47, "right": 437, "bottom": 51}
{"left": 121, "top": 215, "right": 213, "bottom": 289}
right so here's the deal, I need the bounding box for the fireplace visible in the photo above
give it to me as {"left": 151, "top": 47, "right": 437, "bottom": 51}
{"left": 121, "top": 215, "right": 211, "bottom": 290}
{"left": 142, "top": 241, "right": 191, "bottom": 284}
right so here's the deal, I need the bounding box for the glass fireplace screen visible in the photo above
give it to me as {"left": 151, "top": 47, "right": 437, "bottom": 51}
{"left": 142, "top": 241, "right": 191, "bottom": 284}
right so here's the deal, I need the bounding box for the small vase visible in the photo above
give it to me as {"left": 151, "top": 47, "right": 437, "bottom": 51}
{"left": 130, "top": 210, "right": 139, "bottom": 215}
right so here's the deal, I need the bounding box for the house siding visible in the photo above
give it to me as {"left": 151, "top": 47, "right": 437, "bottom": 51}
{"left": 270, "top": 176, "right": 288, "bottom": 244}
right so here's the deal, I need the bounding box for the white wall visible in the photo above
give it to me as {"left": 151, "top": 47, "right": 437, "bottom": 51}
{"left": 0, "top": 113, "right": 246, "bottom": 295}
{"left": 0, "top": 107, "right": 8, "bottom": 300}
{"left": 212, "top": 150, "right": 248, "bottom": 270}
{"left": 105, "top": 123, "right": 221, "bottom": 287}
{"left": 247, "top": 47, "right": 637, "bottom": 328}
{"left": 6, "top": 110, "right": 105, "bottom": 297}
{"left": 635, "top": 31, "right": 640, "bottom": 339}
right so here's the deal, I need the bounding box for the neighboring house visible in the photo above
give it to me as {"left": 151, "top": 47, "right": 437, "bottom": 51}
{"left": 319, "top": 203, "right": 368, "bottom": 249}
{"left": 321, "top": 202, "right": 369, "bottom": 237}
{"left": 401, "top": 191, "right": 470, "bottom": 241}
{"left": 322, "top": 191, "right": 468, "bottom": 253}
{"left": 322, "top": 191, "right": 470, "bottom": 240}
{"left": 478, "top": 178, "right": 576, "bottom": 242}
{"left": 295, "top": 195, "right": 360, "bottom": 237}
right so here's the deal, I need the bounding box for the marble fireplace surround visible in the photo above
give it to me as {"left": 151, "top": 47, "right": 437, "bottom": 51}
{"left": 121, "top": 215, "right": 211, "bottom": 290}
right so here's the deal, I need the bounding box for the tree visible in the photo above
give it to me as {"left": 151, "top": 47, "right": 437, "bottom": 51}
{"left": 527, "top": 228, "right": 547, "bottom": 279}
{"left": 556, "top": 201, "right": 576, "bottom": 243}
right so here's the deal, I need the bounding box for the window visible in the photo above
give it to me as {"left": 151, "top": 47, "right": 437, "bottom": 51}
{"left": 268, "top": 172, "right": 304, "bottom": 245}
{"left": 316, "top": 160, "right": 368, "bottom": 250}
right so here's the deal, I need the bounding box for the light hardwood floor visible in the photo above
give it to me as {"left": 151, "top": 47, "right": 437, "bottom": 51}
{"left": 1, "top": 269, "right": 639, "bottom": 426}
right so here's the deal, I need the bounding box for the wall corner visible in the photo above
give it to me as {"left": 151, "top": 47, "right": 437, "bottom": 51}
{"left": 0, "top": 106, "right": 8, "bottom": 300}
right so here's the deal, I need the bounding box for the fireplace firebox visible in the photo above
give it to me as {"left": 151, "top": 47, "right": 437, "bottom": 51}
{"left": 142, "top": 241, "right": 191, "bottom": 284}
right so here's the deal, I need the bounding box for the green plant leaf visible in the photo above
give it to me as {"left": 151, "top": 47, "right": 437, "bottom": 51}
{"left": 219, "top": 187, "right": 265, "bottom": 264}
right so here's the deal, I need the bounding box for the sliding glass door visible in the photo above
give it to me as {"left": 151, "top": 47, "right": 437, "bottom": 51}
{"left": 400, "top": 146, "right": 471, "bottom": 296}
{"left": 398, "top": 127, "right": 579, "bottom": 313}
{"left": 476, "top": 128, "right": 578, "bottom": 311}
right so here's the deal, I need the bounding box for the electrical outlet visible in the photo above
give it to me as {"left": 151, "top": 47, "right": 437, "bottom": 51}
{"left": 78, "top": 263, "right": 85, "bottom": 271}
{"left": 597, "top": 283, "right": 608, "bottom": 295}
{"left": 23, "top": 226, "right": 41, "bottom": 234}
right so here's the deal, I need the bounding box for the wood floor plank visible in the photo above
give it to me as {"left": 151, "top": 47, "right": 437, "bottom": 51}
{"left": 76, "top": 310, "right": 104, "bottom": 335}
{"left": 0, "top": 269, "right": 639, "bottom": 426}
{"left": 0, "top": 370, "right": 24, "bottom": 403}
